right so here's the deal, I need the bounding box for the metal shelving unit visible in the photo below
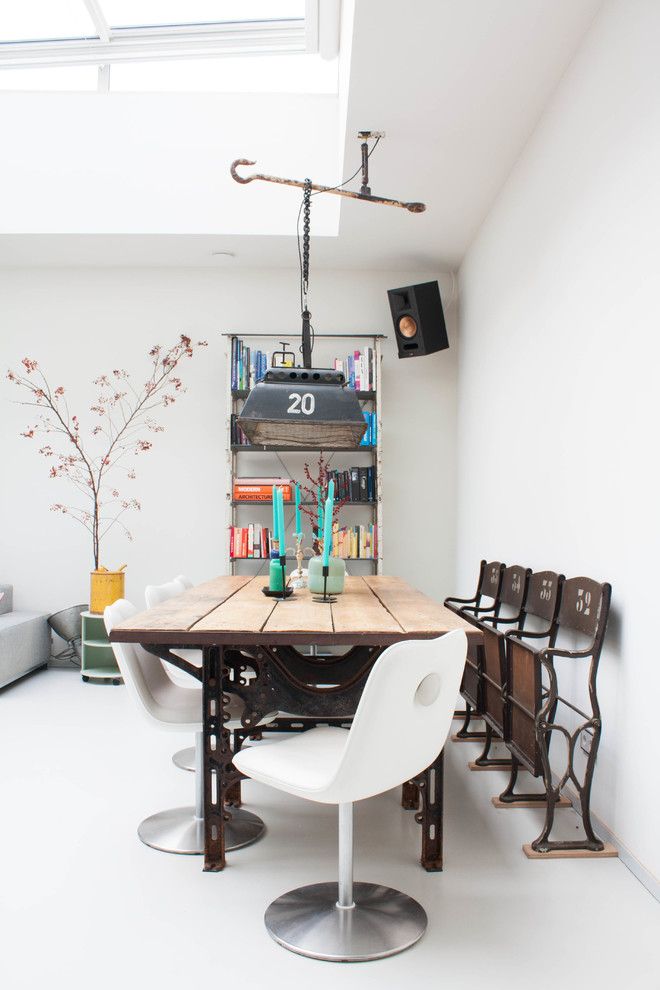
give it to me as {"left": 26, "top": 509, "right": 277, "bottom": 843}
{"left": 224, "top": 332, "right": 384, "bottom": 576}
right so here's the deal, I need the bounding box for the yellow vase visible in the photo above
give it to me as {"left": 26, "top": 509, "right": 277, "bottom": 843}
{"left": 90, "top": 566, "right": 126, "bottom": 615}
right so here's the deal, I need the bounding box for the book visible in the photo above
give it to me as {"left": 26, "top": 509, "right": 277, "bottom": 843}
{"left": 234, "top": 483, "right": 292, "bottom": 501}
{"left": 358, "top": 467, "right": 369, "bottom": 502}
{"left": 350, "top": 467, "right": 360, "bottom": 501}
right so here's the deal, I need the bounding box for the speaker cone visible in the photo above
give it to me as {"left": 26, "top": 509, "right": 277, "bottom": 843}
{"left": 398, "top": 315, "right": 418, "bottom": 339}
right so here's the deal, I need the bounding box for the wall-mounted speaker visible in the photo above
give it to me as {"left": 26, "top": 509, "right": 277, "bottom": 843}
{"left": 387, "top": 280, "right": 449, "bottom": 358}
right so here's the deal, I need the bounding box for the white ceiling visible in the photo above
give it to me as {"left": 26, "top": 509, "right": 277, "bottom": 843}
{"left": 0, "top": 0, "right": 602, "bottom": 271}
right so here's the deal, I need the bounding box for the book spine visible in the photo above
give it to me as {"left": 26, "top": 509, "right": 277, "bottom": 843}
{"left": 358, "top": 467, "right": 368, "bottom": 501}
{"left": 350, "top": 467, "right": 359, "bottom": 501}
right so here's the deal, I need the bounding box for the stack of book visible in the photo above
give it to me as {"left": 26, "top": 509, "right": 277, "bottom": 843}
{"left": 229, "top": 525, "right": 273, "bottom": 559}
{"left": 334, "top": 347, "right": 377, "bottom": 392}
{"left": 230, "top": 339, "right": 270, "bottom": 391}
{"left": 331, "top": 524, "right": 378, "bottom": 559}
{"left": 233, "top": 477, "right": 293, "bottom": 502}
{"left": 326, "top": 466, "right": 377, "bottom": 502}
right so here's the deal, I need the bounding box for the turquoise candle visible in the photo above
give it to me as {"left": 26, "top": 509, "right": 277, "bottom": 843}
{"left": 277, "top": 486, "right": 285, "bottom": 558}
{"left": 295, "top": 483, "right": 302, "bottom": 536}
{"left": 322, "top": 497, "right": 333, "bottom": 567}
{"left": 327, "top": 478, "right": 335, "bottom": 504}
{"left": 272, "top": 484, "right": 278, "bottom": 543}
{"left": 317, "top": 485, "right": 323, "bottom": 535}
{"left": 269, "top": 558, "right": 284, "bottom": 591}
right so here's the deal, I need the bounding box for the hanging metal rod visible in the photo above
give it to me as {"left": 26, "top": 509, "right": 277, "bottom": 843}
{"left": 230, "top": 159, "right": 426, "bottom": 213}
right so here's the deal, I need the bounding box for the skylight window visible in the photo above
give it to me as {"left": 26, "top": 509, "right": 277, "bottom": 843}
{"left": 0, "top": 1, "right": 335, "bottom": 92}
{"left": 101, "top": 2, "right": 305, "bottom": 30}
{"left": 0, "top": 1, "right": 97, "bottom": 44}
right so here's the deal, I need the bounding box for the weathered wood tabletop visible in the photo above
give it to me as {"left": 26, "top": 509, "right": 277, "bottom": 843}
{"left": 110, "top": 573, "right": 480, "bottom": 646}
{"left": 109, "top": 573, "right": 479, "bottom": 873}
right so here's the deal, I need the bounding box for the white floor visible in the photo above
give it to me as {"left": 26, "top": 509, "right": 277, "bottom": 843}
{"left": 1, "top": 668, "right": 657, "bottom": 990}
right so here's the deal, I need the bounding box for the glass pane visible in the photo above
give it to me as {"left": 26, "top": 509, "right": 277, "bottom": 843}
{"left": 109, "top": 53, "right": 336, "bottom": 93}
{"left": 102, "top": 1, "right": 304, "bottom": 29}
{"left": 0, "top": 0, "right": 97, "bottom": 43}
{"left": 0, "top": 65, "right": 99, "bottom": 90}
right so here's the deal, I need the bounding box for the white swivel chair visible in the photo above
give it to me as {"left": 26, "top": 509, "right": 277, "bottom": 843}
{"left": 234, "top": 629, "right": 467, "bottom": 963}
{"left": 144, "top": 575, "right": 277, "bottom": 773}
{"left": 145, "top": 575, "right": 201, "bottom": 771}
{"left": 105, "top": 599, "right": 265, "bottom": 854}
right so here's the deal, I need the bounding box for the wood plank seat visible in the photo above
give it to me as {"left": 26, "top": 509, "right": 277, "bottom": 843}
{"left": 466, "top": 564, "right": 532, "bottom": 769}
{"left": 445, "top": 560, "right": 505, "bottom": 740}
{"left": 501, "top": 576, "right": 612, "bottom": 855}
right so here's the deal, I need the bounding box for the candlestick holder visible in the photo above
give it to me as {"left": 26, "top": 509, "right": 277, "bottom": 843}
{"left": 263, "top": 554, "right": 293, "bottom": 599}
{"left": 312, "top": 564, "right": 337, "bottom": 604}
{"left": 289, "top": 533, "right": 309, "bottom": 589}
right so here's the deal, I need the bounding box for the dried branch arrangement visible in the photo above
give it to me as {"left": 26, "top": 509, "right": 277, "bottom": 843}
{"left": 7, "top": 335, "right": 207, "bottom": 568}
{"left": 300, "top": 453, "right": 347, "bottom": 535}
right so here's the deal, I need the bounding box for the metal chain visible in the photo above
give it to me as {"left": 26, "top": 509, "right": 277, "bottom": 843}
{"left": 301, "top": 178, "right": 312, "bottom": 308}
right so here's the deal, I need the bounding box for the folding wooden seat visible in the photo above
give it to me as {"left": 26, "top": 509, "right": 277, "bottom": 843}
{"left": 466, "top": 564, "right": 532, "bottom": 769}
{"left": 499, "top": 576, "right": 613, "bottom": 856}
{"left": 445, "top": 560, "right": 505, "bottom": 741}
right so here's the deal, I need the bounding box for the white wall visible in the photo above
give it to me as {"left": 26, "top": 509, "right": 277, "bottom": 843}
{"left": 0, "top": 266, "right": 457, "bottom": 614}
{"left": 457, "top": 0, "right": 660, "bottom": 879}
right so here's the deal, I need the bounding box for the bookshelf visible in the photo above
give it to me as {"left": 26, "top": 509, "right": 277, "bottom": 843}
{"left": 224, "top": 332, "right": 384, "bottom": 576}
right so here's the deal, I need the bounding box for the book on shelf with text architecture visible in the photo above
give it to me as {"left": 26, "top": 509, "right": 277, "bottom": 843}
{"left": 231, "top": 337, "right": 378, "bottom": 393}
{"left": 233, "top": 477, "right": 293, "bottom": 502}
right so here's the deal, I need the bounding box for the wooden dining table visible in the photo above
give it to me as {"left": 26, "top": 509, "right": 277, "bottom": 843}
{"left": 109, "top": 573, "right": 480, "bottom": 873}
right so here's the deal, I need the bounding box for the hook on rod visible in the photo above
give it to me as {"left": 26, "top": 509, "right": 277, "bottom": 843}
{"left": 230, "top": 159, "right": 258, "bottom": 184}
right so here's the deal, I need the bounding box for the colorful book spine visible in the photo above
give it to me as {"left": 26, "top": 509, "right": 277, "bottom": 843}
{"left": 229, "top": 526, "right": 272, "bottom": 558}
{"left": 331, "top": 524, "right": 378, "bottom": 559}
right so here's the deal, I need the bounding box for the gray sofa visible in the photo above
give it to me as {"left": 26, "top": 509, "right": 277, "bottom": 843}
{"left": 0, "top": 584, "right": 50, "bottom": 689}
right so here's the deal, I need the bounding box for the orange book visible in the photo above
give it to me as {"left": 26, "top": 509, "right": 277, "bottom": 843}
{"left": 233, "top": 484, "right": 292, "bottom": 501}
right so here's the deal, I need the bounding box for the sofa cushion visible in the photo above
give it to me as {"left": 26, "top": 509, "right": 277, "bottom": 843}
{"left": 0, "top": 611, "right": 50, "bottom": 689}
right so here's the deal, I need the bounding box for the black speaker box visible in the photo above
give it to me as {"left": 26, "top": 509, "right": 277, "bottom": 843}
{"left": 387, "top": 280, "right": 449, "bottom": 358}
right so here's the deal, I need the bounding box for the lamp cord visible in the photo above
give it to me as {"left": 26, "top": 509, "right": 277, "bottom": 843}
{"left": 296, "top": 136, "right": 382, "bottom": 364}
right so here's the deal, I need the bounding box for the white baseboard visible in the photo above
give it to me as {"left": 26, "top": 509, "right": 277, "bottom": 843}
{"left": 558, "top": 781, "right": 659, "bottom": 903}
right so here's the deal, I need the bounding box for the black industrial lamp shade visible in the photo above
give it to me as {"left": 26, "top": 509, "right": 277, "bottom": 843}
{"left": 237, "top": 367, "right": 368, "bottom": 448}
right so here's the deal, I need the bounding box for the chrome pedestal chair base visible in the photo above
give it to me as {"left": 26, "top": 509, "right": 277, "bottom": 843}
{"left": 142, "top": 732, "right": 265, "bottom": 854}
{"left": 172, "top": 746, "right": 196, "bottom": 772}
{"left": 265, "top": 881, "right": 427, "bottom": 962}
{"left": 138, "top": 806, "right": 265, "bottom": 855}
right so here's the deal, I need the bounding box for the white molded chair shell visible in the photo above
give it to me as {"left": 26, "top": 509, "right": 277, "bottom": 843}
{"left": 234, "top": 629, "right": 467, "bottom": 805}
{"left": 145, "top": 577, "right": 202, "bottom": 675}
{"left": 104, "top": 599, "right": 201, "bottom": 733}
{"left": 145, "top": 578, "right": 186, "bottom": 608}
